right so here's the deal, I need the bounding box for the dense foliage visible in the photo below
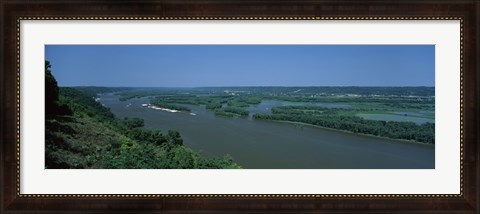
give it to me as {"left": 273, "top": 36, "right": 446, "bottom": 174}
{"left": 214, "top": 107, "right": 249, "bottom": 118}
{"left": 149, "top": 99, "right": 191, "bottom": 112}
{"left": 147, "top": 94, "right": 230, "bottom": 106}
{"left": 227, "top": 96, "right": 262, "bottom": 108}
{"left": 118, "top": 87, "right": 434, "bottom": 112}
{"left": 45, "top": 61, "right": 72, "bottom": 116}
{"left": 253, "top": 106, "right": 435, "bottom": 144}
{"left": 45, "top": 62, "right": 241, "bottom": 169}
{"left": 45, "top": 61, "right": 59, "bottom": 115}
{"left": 122, "top": 117, "right": 145, "bottom": 129}
{"left": 270, "top": 95, "right": 434, "bottom": 107}
{"left": 118, "top": 88, "right": 191, "bottom": 101}
{"left": 59, "top": 87, "right": 115, "bottom": 120}
{"left": 148, "top": 94, "right": 260, "bottom": 118}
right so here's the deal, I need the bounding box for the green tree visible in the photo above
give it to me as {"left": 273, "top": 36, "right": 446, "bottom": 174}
{"left": 167, "top": 130, "right": 183, "bottom": 146}
{"left": 45, "top": 61, "right": 72, "bottom": 116}
{"left": 45, "top": 61, "right": 59, "bottom": 115}
{"left": 123, "top": 117, "right": 145, "bottom": 129}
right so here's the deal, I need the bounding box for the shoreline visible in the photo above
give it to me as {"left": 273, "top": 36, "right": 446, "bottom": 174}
{"left": 254, "top": 118, "right": 434, "bottom": 146}
{"left": 147, "top": 104, "right": 181, "bottom": 113}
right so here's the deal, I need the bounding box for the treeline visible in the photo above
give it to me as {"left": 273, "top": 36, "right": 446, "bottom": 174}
{"left": 59, "top": 87, "right": 115, "bottom": 120}
{"left": 226, "top": 96, "right": 261, "bottom": 108}
{"left": 197, "top": 86, "right": 435, "bottom": 97}
{"left": 118, "top": 86, "right": 435, "bottom": 98}
{"left": 270, "top": 95, "right": 434, "bottom": 106}
{"left": 74, "top": 86, "right": 132, "bottom": 99}
{"left": 45, "top": 61, "right": 240, "bottom": 169}
{"left": 214, "top": 107, "right": 249, "bottom": 118}
{"left": 150, "top": 94, "right": 228, "bottom": 106}
{"left": 253, "top": 106, "right": 435, "bottom": 144}
{"left": 118, "top": 89, "right": 183, "bottom": 101}
{"left": 148, "top": 94, "right": 259, "bottom": 118}
{"left": 120, "top": 89, "right": 262, "bottom": 109}
{"left": 150, "top": 99, "right": 191, "bottom": 112}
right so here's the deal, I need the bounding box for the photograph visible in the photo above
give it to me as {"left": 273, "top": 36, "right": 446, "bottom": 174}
{"left": 2, "top": 0, "right": 476, "bottom": 212}
{"left": 45, "top": 45, "right": 435, "bottom": 169}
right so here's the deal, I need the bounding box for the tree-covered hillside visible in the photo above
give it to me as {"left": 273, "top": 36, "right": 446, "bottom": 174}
{"left": 45, "top": 61, "right": 241, "bottom": 169}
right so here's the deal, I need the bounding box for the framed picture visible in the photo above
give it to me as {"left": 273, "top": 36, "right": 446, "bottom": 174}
{"left": 1, "top": 0, "right": 478, "bottom": 213}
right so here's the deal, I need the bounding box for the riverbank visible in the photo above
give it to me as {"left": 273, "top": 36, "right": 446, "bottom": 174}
{"left": 254, "top": 118, "right": 434, "bottom": 146}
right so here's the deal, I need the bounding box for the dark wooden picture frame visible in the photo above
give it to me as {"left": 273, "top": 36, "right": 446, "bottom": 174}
{"left": 1, "top": 0, "right": 478, "bottom": 213}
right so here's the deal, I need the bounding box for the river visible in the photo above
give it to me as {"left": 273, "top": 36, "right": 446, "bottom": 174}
{"left": 99, "top": 93, "right": 435, "bottom": 169}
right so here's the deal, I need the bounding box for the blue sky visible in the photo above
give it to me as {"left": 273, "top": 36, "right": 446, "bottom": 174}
{"left": 45, "top": 45, "right": 434, "bottom": 87}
